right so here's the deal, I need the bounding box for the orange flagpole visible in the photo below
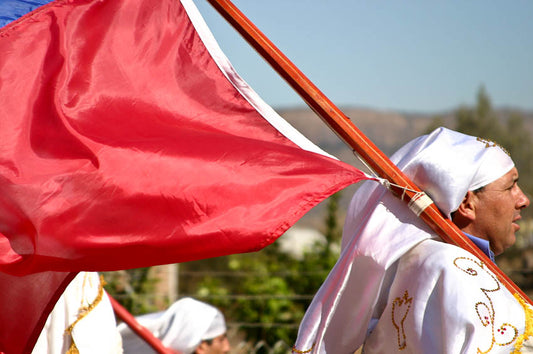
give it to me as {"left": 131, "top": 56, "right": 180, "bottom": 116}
{"left": 205, "top": 0, "right": 532, "bottom": 304}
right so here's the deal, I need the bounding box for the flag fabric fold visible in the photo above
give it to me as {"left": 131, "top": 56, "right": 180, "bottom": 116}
{"left": 0, "top": 0, "right": 368, "bottom": 352}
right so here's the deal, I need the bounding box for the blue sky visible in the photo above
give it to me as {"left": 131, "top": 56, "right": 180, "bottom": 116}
{"left": 194, "top": 1, "right": 533, "bottom": 113}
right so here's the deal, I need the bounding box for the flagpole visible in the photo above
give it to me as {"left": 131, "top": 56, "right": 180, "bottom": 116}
{"left": 205, "top": 0, "right": 532, "bottom": 304}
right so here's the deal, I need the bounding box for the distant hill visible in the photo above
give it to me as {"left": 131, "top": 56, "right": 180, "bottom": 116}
{"left": 279, "top": 106, "right": 533, "bottom": 159}
{"left": 277, "top": 105, "right": 533, "bottom": 229}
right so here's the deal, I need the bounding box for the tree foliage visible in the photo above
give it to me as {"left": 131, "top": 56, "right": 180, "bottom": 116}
{"left": 103, "top": 268, "right": 160, "bottom": 315}
{"left": 455, "top": 86, "right": 501, "bottom": 138}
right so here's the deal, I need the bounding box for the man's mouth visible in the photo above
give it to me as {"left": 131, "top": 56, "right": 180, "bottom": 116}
{"left": 513, "top": 214, "right": 522, "bottom": 230}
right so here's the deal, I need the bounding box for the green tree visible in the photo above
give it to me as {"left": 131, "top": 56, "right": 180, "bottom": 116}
{"left": 455, "top": 86, "right": 503, "bottom": 140}
{"left": 290, "top": 192, "right": 342, "bottom": 298}
{"left": 500, "top": 114, "right": 533, "bottom": 197}
{"left": 324, "top": 192, "right": 342, "bottom": 244}
{"left": 103, "top": 268, "right": 160, "bottom": 315}
{"left": 423, "top": 115, "right": 446, "bottom": 134}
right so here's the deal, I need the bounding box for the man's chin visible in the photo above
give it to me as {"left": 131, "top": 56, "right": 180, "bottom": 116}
{"left": 502, "top": 234, "right": 517, "bottom": 253}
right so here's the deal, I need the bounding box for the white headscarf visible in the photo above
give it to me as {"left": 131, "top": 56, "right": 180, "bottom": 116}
{"left": 119, "top": 297, "right": 226, "bottom": 354}
{"left": 294, "top": 127, "right": 514, "bottom": 353}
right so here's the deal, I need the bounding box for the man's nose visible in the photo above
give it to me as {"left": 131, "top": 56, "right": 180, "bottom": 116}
{"left": 518, "top": 186, "right": 530, "bottom": 209}
{"left": 222, "top": 337, "right": 231, "bottom": 352}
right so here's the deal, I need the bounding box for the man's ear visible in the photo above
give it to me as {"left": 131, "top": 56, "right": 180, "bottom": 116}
{"left": 452, "top": 191, "right": 477, "bottom": 228}
{"left": 195, "top": 342, "right": 208, "bottom": 354}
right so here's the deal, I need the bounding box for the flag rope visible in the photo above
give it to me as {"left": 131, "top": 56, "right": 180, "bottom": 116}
{"left": 353, "top": 151, "right": 432, "bottom": 216}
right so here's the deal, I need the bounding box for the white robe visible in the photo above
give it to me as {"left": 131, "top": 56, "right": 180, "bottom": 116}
{"left": 32, "top": 272, "right": 123, "bottom": 354}
{"left": 363, "top": 239, "right": 533, "bottom": 353}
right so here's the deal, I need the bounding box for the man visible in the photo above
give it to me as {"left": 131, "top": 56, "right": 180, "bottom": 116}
{"left": 294, "top": 127, "right": 533, "bottom": 353}
{"left": 119, "top": 297, "right": 230, "bottom": 354}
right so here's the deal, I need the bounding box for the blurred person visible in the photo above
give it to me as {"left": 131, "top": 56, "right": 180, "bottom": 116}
{"left": 32, "top": 271, "right": 123, "bottom": 353}
{"left": 119, "top": 297, "right": 230, "bottom": 354}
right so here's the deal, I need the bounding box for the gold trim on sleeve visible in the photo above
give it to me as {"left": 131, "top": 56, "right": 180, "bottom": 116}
{"left": 512, "top": 293, "right": 533, "bottom": 354}
{"left": 64, "top": 274, "right": 106, "bottom": 354}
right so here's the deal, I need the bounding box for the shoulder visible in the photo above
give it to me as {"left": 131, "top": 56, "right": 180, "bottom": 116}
{"left": 407, "top": 238, "right": 473, "bottom": 259}
{"left": 393, "top": 239, "right": 525, "bottom": 332}
{"left": 395, "top": 239, "right": 502, "bottom": 298}
{"left": 401, "top": 238, "right": 483, "bottom": 273}
{"left": 369, "top": 239, "right": 528, "bottom": 353}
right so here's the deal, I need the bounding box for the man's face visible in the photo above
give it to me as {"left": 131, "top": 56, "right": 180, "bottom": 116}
{"left": 469, "top": 167, "right": 529, "bottom": 255}
{"left": 195, "top": 334, "right": 230, "bottom": 354}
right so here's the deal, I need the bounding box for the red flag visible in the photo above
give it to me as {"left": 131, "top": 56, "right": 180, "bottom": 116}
{"left": 0, "top": 0, "right": 368, "bottom": 352}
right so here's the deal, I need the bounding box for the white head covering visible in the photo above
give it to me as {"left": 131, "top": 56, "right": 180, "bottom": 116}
{"left": 119, "top": 297, "right": 227, "bottom": 354}
{"left": 294, "top": 127, "right": 514, "bottom": 353}
{"left": 396, "top": 126, "right": 514, "bottom": 217}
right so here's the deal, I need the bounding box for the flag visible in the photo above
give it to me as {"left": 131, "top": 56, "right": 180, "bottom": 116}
{"left": 0, "top": 0, "right": 368, "bottom": 352}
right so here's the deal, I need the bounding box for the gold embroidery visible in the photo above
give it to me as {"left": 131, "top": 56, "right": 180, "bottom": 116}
{"left": 496, "top": 323, "right": 519, "bottom": 346}
{"left": 64, "top": 274, "right": 106, "bottom": 354}
{"left": 453, "top": 257, "right": 518, "bottom": 353}
{"left": 512, "top": 293, "right": 533, "bottom": 353}
{"left": 392, "top": 290, "right": 412, "bottom": 350}
{"left": 292, "top": 343, "right": 314, "bottom": 353}
{"left": 476, "top": 137, "right": 510, "bottom": 156}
